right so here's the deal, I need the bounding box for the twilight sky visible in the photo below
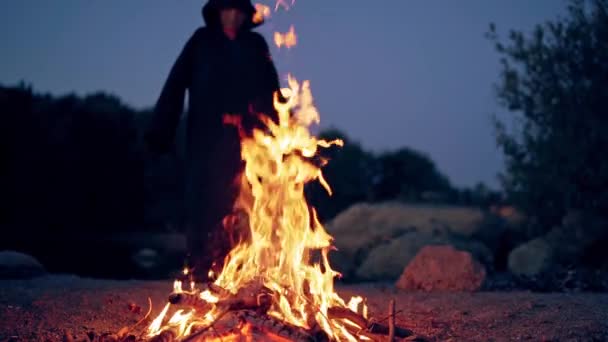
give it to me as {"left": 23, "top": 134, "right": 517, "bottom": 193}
{"left": 0, "top": 1, "right": 566, "bottom": 188}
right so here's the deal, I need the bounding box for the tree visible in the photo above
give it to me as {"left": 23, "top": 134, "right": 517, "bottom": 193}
{"left": 306, "top": 128, "right": 376, "bottom": 221}
{"left": 372, "top": 148, "right": 452, "bottom": 202}
{"left": 488, "top": 0, "right": 608, "bottom": 228}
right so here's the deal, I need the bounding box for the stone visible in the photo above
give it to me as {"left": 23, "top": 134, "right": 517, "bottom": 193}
{"left": 507, "top": 211, "right": 608, "bottom": 278}
{"left": 396, "top": 245, "right": 486, "bottom": 291}
{"left": 327, "top": 202, "right": 490, "bottom": 280}
{"left": 355, "top": 232, "right": 441, "bottom": 281}
{"left": 507, "top": 237, "right": 553, "bottom": 277}
{"left": 0, "top": 250, "right": 46, "bottom": 279}
{"left": 355, "top": 233, "right": 493, "bottom": 281}
{"left": 131, "top": 248, "right": 160, "bottom": 270}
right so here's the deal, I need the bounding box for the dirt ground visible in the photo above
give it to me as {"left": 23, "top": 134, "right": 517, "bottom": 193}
{"left": 0, "top": 275, "right": 607, "bottom": 341}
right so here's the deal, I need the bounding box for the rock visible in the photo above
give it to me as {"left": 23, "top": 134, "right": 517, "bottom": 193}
{"left": 131, "top": 248, "right": 160, "bottom": 270}
{"left": 508, "top": 210, "right": 608, "bottom": 277}
{"left": 396, "top": 245, "right": 486, "bottom": 291}
{"left": 554, "top": 210, "right": 608, "bottom": 265}
{"left": 508, "top": 237, "right": 553, "bottom": 277}
{"left": 355, "top": 232, "right": 493, "bottom": 281}
{"left": 354, "top": 232, "right": 492, "bottom": 281}
{"left": 355, "top": 232, "right": 442, "bottom": 281}
{"left": 327, "top": 202, "right": 490, "bottom": 280}
{"left": 0, "top": 250, "right": 46, "bottom": 279}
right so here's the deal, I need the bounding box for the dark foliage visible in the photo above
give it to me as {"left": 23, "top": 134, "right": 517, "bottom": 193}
{"left": 0, "top": 85, "right": 147, "bottom": 234}
{"left": 488, "top": 0, "right": 608, "bottom": 229}
{"left": 306, "top": 128, "right": 463, "bottom": 221}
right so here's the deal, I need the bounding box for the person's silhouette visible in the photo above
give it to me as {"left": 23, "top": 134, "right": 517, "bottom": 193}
{"left": 145, "top": 0, "right": 282, "bottom": 281}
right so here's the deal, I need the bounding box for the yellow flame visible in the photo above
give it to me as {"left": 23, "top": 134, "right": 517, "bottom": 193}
{"left": 253, "top": 3, "right": 271, "bottom": 24}
{"left": 148, "top": 303, "right": 170, "bottom": 336}
{"left": 274, "top": 25, "right": 297, "bottom": 49}
{"left": 275, "top": 0, "right": 296, "bottom": 11}
{"left": 173, "top": 280, "right": 183, "bottom": 293}
{"left": 200, "top": 289, "right": 219, "bottom": 304}
{"left": 211, "top": 75, "right": 360, "bottom": 339}
{"left": 149, "top": 57, "right": 366, "bottom": 342}
{"left": 168, "top": 310, "right": 195, "bottom": 336}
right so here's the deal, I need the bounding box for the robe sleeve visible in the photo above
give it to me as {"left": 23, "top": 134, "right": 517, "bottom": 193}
{"left": 252, "top": 33, "right": 284, "bottom": 124}
{"left": 145, "top": 29, "right": 199, "bottom": 153}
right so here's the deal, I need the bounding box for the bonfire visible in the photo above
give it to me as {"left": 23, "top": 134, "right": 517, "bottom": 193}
{"left": 143, "top": 3, "right": 415, "bottom": 341}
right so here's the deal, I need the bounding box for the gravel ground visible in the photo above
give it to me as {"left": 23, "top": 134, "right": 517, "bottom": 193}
{"left": 1, "top": 275, "right": 607, "bottom": 341}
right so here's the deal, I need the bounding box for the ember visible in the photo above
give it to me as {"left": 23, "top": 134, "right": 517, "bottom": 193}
{"left": 144, "top": 2, "right": 418, "bottom": 341}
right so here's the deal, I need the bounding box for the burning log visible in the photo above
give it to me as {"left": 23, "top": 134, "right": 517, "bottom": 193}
{"left": 168, "top": 293, "right": 212, "bottom": 311}
{"left": 147, "top": 329, "right": 176, "bottom": 342}
{"left": 237, "top": 310, "right": 328, "bottom": 342}
{"left": 143, "top": 71, "right": 430, "bottom": 341}
{"left": 168, "top": 290, "right": 415, "bottom": 340}
{"left": 207, "top": 283, "right": 231, "bottom": 297}
{"left": 182, "top": 309, "right": 231, "bottom": 342}
{"left": 221, "top": 292, "right": 272, "bottom": 311}
{"left": 180, "top": 309, "right": 326, "bottom": 342}
{"left": 167, "top": 289, "right": 271, "bottom": 313}
{"left": 327, "top": 307, "right": 414, "bottom": 339}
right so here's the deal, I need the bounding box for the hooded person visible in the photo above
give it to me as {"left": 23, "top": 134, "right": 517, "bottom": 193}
{"left": 144, "top": 0, "right": 282, "bottom": 281}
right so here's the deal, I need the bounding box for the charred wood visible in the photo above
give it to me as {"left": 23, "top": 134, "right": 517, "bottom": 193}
{"left": 388, "top": 299, "right": 395, "bottom": 342}
{"left": 237, "top": 310, "right": 329, "bottom": 342}
{"left": 147, "top": 330, "right": 176, "bottom": 342}
{"left": 327, "top": 307, "right": 413, "bottom": 338}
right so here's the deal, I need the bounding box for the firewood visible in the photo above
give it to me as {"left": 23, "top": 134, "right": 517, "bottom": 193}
{"left": 148, "top": 329, "right": 176, "bottom": 342}
{"left": 236, "top": 310, "right": 327, "bottom": 342}
{"left": 368, "top": 321, "right": 413, "bottom": 338}
{"left": 388, "top": 299, "right": 395, "bottom": 342}
{"left": 327, "top": 307, "right": 368, "bottom": 329}
{"left": 181, "top": 308, "right": 233, "bottom": 342}
{"left": 207, "top": 283, "right": 231, "bottom": 297}
{"left": 221, "top": 292, "right": 272, "bottom": 311}
{"left": 327, "top": 306, "right": 414, "bottom": 338}
{"left": 167, "top": 285, "right": 272, "bottom": 313}
{"left": 339, "top": 326, "right": 384, "bottom": 342}
{"left": 168, "top": 293, "right": 213, "bottom": 311}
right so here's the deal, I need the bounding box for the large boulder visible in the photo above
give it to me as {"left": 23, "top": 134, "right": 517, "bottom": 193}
{"left": 355, "top": 232, "right": 492, "bottom": 281}
{"left": 508, "top": 237, "right": 553, "bottom": 276}
{"left": 396, "top": 245, "right": 486, "bottom": 291}
{"left": 0, "top": 250, "right": 46, "bottom": 279}
{"left": 326, "top": 202, "right": 493, "bottom": 280}
{"left": 508, "top": 210, "right": 608, "bottom": 277}
{"left": 355, "top": 232, "right": 441, "bottom": 280}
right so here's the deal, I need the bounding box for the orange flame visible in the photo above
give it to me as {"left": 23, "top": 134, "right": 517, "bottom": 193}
{"left": 216, "top": 75, "right": 347, "bottom": 334}
{"left": 147, "top": 2, "right": 370, "bottom": 340}
{"left": 274, "top": 25, "right": 297, "bottom": 49}
{"left": 275, "top": 0, "right": 296, "bottom": 11}
{"left": 253, "top": 3, "right": 272, "bottom": 24}
{"left": 147, "top": 76, "right": 370, "bottom": 341}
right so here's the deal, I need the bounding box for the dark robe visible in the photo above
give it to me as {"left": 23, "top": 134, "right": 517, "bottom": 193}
{"left": 145, "top": 13, "right": 281, "bottom": 279}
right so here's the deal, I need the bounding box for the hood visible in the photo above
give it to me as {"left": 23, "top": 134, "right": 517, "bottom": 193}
{"left": 202, "top": 0, "right": 262, "bottom": 30}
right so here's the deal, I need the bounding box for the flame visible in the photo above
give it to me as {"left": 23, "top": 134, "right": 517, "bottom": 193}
{"left": 148, "top": 2, "right": 370, "bottom": 340}
{"left": 148, "top": 303, "right": 170, "bottom": 336}
{"left": 219, "top": 76, "right": 348, "bottom": 335}
{"left": 253, "top": 0, "right": 296, "bottom": 25}
{"left": 173, "top": 280, "right": 183, "bottom": 293}
{"left": 274, "top": 25, "right": 297, "bottom": 49}
{"left": 253, "top": 3, "right": 271, "bottom": 24}
{"left": 275, "top": 0, "right": 296, "bottom": 11}
{"left": 147, "top": 75, "right": 368, "bottom": 340}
